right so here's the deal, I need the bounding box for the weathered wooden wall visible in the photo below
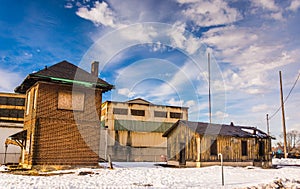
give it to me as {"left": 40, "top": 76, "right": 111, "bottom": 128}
{"left": 117, "top": 131, "right": 166, "bottom": 147}
{"left": 166, "top": 122, "right": 272, "bottom": 164}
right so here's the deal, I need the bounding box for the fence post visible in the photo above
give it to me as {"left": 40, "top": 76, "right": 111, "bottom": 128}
{"left": 3, "top": 144, "right": 8, "bottom": 164}
{"left": 218, "top": 153, "right": 224, "bottom": 186}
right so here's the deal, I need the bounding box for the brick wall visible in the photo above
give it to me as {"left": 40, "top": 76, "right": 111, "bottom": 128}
{"left": 24, "top": 82, "right": 102, "bottom": 166}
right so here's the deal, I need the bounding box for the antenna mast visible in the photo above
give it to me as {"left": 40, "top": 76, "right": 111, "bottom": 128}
{"left": 208, "top": 53, "right": 212, "bottom": 124}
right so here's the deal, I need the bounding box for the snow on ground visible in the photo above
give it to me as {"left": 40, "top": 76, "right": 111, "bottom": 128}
{"left": 0, "top": 159, "right": 299, "bottom": 189}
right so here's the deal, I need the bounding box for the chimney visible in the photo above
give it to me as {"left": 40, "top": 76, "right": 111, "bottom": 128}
{"left": 91, "top": 61, "right": 99, "bottom": 77}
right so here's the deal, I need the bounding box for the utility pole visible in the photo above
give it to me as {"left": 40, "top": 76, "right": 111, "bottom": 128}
{"left": 208, "top": 53, "right": 212, "bottom": 124}
{"left": 266, "top": 114, "right": 270, "bottom": 135}
{"left": 279, "top": 71, "right": 288, "bottom": 158}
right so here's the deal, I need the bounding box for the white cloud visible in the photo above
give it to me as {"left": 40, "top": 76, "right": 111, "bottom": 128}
{"left": 118, "top": 24, "right": 158, "bottom": 43}
{"left": 288, "top": 0, "right": 300, "bottom": 12}
{"left": 250, "top": 0, "right": 285, "bottom": 21}
{"left": 185, "top": 100, "right": 196, "bottom": 107}
{"left": 269, "top": 12, "right": 284, "bottom": 21}
{"left": 72, "top": 0, "right": 299, "bottom": 136}
{"left": 251, "top": 104, "right": 269, "bottom": 112}
{"left": 76, "top": 1, "right": 119, "bottom": 28}
{"left": 201, "top": 24, "right": 297, "bottom": 95}
{"left": 178, "top": 0, "right": 241, "bottom": 27}
{"left": 64, "top": 3, "right": 73, "bottom": 9}
{"left": 0, "top": 69, "right": 23, "bottom": 92}
{"left": 251, "top": 0, "right": 279, "bottom": 11}
{"left": 118, "top": 88, "right": 135, "bottom": 98}
{"left": 167, "top": 98, "right": 184, "bottom": 107}
{"left": 214, "top": 111, "right": 229, "bottom": 119}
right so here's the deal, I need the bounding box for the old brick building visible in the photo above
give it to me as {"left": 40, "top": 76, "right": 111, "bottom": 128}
{"left": 10, "top": 60, "right": 113, "bottom": 168}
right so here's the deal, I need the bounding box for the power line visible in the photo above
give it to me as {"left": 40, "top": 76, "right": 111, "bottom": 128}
{"left": 269, "top": 72, "right": 300, "bottom": 120}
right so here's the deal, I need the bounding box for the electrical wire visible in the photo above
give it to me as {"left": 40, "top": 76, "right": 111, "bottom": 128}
{"left": 269, "top": 72, "right": 300, "bottom": 120}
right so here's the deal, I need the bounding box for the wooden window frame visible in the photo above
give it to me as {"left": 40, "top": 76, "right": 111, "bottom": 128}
{"left": 113, "top": 108, "right": 128, "bottom": 115}
{"left": 241, "top": 140, "right": 248, "bottom": 156}
{"left": 170, "top": 112, "right": 182, "bottom": 119}
{"left": 154, "top": 111, "right": 167, "bottom": 118}
{"left": 130, "top": 109, "right": 145, "bottom": 116}
{"left": 210, "top": 139, "right": 218, "bottom": 156}
{"left": 259, "top": 141, "right": 265, "bottom": 156}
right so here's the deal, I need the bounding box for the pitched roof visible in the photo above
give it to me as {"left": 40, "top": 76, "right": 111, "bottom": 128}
{"left": 163, "top": 120, "right": 271, "bottom": 139}
{"left": 15, "top": 60, "right": 114, "bottom": 93}
{"left": 103, "top": 98, "right": 189, "bottom": 109}
{"left": 126, "top": 98, "right": 152, "bottom": 105}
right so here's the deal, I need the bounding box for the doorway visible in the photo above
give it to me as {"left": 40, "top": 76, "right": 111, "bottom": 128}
{"left": 179, "top": 142, "right": 186, "bottom": 165}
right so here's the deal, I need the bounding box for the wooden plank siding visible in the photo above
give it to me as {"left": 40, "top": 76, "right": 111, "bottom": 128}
{"left": 165, "top": 121, "right": 272, "bottom": 167}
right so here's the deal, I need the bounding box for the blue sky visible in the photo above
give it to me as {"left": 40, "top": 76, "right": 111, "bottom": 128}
{"left": 0, "top": 0, "right": 300, "bottom": 140}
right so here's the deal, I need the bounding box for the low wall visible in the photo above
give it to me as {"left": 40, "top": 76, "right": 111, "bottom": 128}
{"left": 167, "top": 160, "right": 272, "bottom": 168}
{"left": 104, "top": 146, "right": 167, "bottom": 162}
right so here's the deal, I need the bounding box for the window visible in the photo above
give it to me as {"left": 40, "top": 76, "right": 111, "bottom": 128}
{"left": 0, "top": 97, "right": 25, "bottom": 106}
{"left": 58, "top": 91, "right": 85, "bottom": 111}
{"left": 0, "top": 109, "right": 24, "bottom": 118}
{"left": 113, "top": 108, "right": 128, "bottom": 115}
{"left": 26, "top": 91, "right": 31, "bottom": 115}
{"left": 241, "top": 141, "right": 248, "bottom": 156}
{"left": 210, "top": 139, "right": 218, "bottom": 155}
{"left": 170, "top": 112, "right": 182, "bottom": 119}
{"left": 154, "top": 111, "right": 167, "bottom": 118}
{"left": 33, "top": 89, "right": 38, "bottom": 110}
{"left": 259, "top": 141, "right": 265, "bottom": 156}
{"left": 131, "top": 109, "right": 145, "bottom": 116}
{"left": 0, "top": 97, "right": 7, "bottom": 105}
{"left": 15, "top": 98, "right": 25, "bottom": 106}
{"left": 0, "top": 109, "right": 9, "bottom": 117}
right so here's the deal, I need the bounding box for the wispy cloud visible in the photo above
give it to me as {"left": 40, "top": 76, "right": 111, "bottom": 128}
{"left": 178, "top": 0, "right": 242, "bottom": 26}
{"left": 288, "top": 0, "right": 300, "bottom": 11}
{"left": 251, "top": 0, "right": 280, "bottom": 11}
{"left": 76, "top": 1, "right": 120, "bottom": 28}
{"left": 36, "top": 0, "right": 300, "bottom": 137}
{"left": 0, "top": 69, "right": 23, "bottom": 92}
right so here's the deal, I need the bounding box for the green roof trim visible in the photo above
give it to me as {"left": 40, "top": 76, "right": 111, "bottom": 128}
{"left": 114, "top": 120, "right": 174, "bottom": 133}
{"left": 32, "top": 74, "right": 112, "bottom": 88}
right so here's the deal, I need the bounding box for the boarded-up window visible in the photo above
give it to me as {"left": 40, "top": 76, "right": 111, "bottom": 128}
{"left": 241, "top": 141, "right": 248, "bottom": 156}
{"left": 113, "top": 108, "right": 128, "bottom": 115}
{"left": 210, "top": 139, "right": 218, "bottom": 155}
{"left": 58, "top": 91, "right": 85, "bottom": 111}
{"left": 154, "top": 111, "right": 167, "bottom": 118}
{"left": 170, "top": 112, "right": 182, "bottom": 119}
{"left": 131, "top": 109, "right": 145, "bottom": 116}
